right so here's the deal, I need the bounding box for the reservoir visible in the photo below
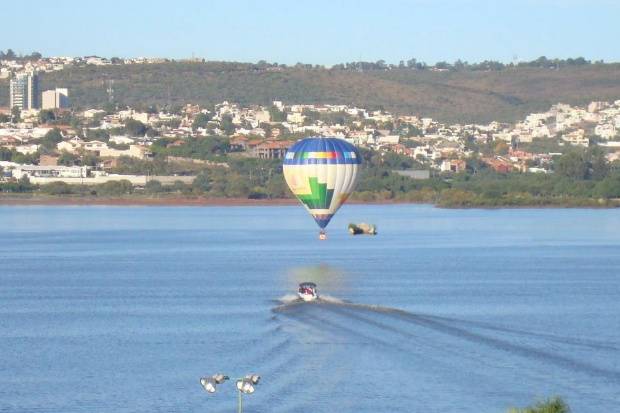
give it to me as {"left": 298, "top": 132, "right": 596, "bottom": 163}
{"left": 1, "top": 205, "right": 619, "bottom": 412}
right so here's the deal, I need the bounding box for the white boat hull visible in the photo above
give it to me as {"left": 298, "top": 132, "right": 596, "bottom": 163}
{"left": 298, "top": 292, "right": 318, "bottom": 302}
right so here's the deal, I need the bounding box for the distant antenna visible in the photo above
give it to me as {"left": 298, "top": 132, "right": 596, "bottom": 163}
{"left": 106, "top": 79, "right": 114, "bottom": 103}
{"left": 512, "top": 54, "right": 518, "bottom": 65}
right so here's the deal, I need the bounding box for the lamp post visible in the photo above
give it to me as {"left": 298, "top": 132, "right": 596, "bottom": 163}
{"left": 200, "top": 373, "right": 260, "bottom": 413}
{"left": 236, "top": 375, "right": 260, "bottom": 413}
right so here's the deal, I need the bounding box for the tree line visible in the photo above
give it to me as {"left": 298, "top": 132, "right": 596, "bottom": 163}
{"left": 0, "top": 48, "right": 599, "bottom": 72}
{"left": 330, "top": 56, "right": 595, "bottom": 72}
{"left": 0, "top": 49, "right": 42, "bottom": 61}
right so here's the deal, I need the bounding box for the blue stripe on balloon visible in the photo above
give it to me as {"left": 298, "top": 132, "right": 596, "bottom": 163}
{"left": 284, "top": 136, "right": 362, "bottom": 165}
{"left": 313, "top": 215, "right": 333, "bottom": 229}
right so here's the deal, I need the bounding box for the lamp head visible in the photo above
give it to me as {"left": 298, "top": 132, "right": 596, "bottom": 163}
{"left": 245, "top": 374, "right": 261, "bottom": 385}
{"left": 236, "top": 378, "right": 255, "bottom": 394}
{"left": 200, "top": 377, "right": 217, "bottom": 393}
{"left": 213, "top": 374, "right": 229, "bottom": 384}
{"left": 200, "top": 374, "right": 229, "bottom": 393}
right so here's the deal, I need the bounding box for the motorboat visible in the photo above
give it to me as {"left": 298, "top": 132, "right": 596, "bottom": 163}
{"left": 298, "top": 282, "right": 318, "bottom": 302}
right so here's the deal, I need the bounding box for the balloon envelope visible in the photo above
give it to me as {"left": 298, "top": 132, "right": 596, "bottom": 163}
{"left": 283, "top": 137, "right": 362, "bottom": 229}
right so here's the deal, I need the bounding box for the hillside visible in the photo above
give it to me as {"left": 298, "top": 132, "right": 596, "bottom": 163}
{"left": 1, "top": 62, "right": 620, "bottom": 123}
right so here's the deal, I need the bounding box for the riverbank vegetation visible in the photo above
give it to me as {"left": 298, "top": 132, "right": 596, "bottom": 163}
{"left": 353, "top": 146, "right": 620, "bottom": 207}
{"left": 2, "top": 144, "right": 619, "bottom": 207}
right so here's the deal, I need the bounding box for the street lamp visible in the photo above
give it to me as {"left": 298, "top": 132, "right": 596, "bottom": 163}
{"left": 236, "top": 375, "right": 260, "bottom": 413}
{"left": 199, "top": 374, "right": 229, "bottom": 393}
{"left": 200, "top": 373, "right": 260, "bottom": 413}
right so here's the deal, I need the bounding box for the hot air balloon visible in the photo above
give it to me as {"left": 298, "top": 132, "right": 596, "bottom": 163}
{"left": 283, "top": 136, "right": 362, "bottom": 239}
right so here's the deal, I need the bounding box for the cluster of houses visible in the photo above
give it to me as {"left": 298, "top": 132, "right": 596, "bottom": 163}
{"left": 1, "top": 97, "right": 620, "bottom": 184}
{"left": 0, "top": 55, "right": 171, "bottom": 79}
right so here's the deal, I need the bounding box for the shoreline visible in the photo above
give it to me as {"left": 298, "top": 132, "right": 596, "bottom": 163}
{"left": 0, "top": 195, "right": 617, "bottom": 209}
{"left": 0, "top": 196, "right": 412, "bottom": 207}
{"left": 0, "top": 196, "right": 298, "bottom": 207}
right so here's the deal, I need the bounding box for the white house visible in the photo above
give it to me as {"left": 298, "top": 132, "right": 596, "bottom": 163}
{"left": 561, "top": 129, "right": 589, "bottom": 147}
{"left": 12, "top": 164, "right": 88, "bottom": 179}
{"left": 99, "top": 144, "right": 151, "bottom": 159}
{"left": 56, "top": 137, "right": 84, "bottom": 154}
{"left": 83, "top": 140, "right": 108, "bottom": 152}
{"left": 109, "top": 135, "right": 136, "bottom": 145}
{"left": 594, "top": 123, "right": 617, "bottom": 140}
{"left": 377, "top": 135, "right": 400, "bottom": 145}
{"left": 15, "top": 144, "right": 39, "bottom": 155}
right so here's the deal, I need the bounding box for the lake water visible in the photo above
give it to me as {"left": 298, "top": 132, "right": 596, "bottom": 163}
{"left": 1, "top": 205, "right": 619, "bottom": 413}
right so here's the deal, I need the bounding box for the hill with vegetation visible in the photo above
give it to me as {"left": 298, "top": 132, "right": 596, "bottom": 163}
{"left": 2, "top": 60, "right": 620, "bottom": 123}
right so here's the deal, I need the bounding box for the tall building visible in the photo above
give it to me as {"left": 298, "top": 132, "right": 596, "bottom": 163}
{"left": 9, "top": 71, "right": 39, "bottom": 110}
{"left": 42, "top": 88, "right": 70, "bottom": 110}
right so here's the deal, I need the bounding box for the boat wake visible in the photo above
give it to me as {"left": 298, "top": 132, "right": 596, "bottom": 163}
{"left": 276, "top": 294, "right": 300, "bottom": 304}
{"left": 273, "top": 294, "right": 347, "bottom": 309}
{"left": 271, "top": 296, "right": 620, "bottom": 383}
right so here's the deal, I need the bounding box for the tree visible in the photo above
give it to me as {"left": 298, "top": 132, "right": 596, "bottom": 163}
{"left": 220, "top": 114, "right": 235, "bottom": 135}
{"left": 593, "top": 173, "right": 620, "bottom": 198}
{"left": 145, "top": 179, "right": 164, "bottom": 194}
{"left": 40, "top": 128, "right": 64, "bottom": 151}
{"left": 96, "top": 180, "right": 134, "bottom": 196}
{"left": 170, "top": 180, "right": 189, "bottom": 193}
{"left": 81, "top": 153, "right": 100, "bottom": 167}
{"left": 58, "top": 151, "right": 78, "bottom": 166}
{"left": 381, "top": 152, "right": 415, "bottom": 169}
{"left": 192, "top": 113, "right": 212, "bottom": 130}
{"left": 41, "top": 181, "right": 74, "bottom": 195}
{"left": 39, "top": 110, "right": 56, "bottom": 124}
{"left": 405, "top": 125, "right": 422, "bottom": 137}
{"left": 11, "top": 106, "right": 21, "bottom": 123}
{"left": 0, "top": 175, "right": 35, "bottom": 193}
{"left": 555, "top": 151, "right": 587, "bottom": 179}
{"left": 265, "top": 176, "right": 288, "bottom": 198}
{"left": 268, "top": 106, "right": 287, "bottom": 122}
{"left": 192, "top": 171, "right": 211, "bottom": 193}
{"left": 85, "top": 128, "right": 110, "bottom": 141}
{"left": 588, "top": 148, "right": 609, "bottom": 180}
{"left": 225, "top": 174, "right": 250, "bottom": 197}
{"left": 18, "top": 175, "right": 33, "bottom": 191}
{"left": 124, "top": 119, "right": 147, "bottom": 137}
{"left": 145, "top": 128, "right": 159, "bottom": 138}
{"left": 0, "top": 148, "right": 12, "bottom": 161}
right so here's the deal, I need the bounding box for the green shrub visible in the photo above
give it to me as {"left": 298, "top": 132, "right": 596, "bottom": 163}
{"left": 508, "top": 396, "right": 570, "bottom": 413}
{"left": 41, "top": 181, "right": 74, "bottom": 195}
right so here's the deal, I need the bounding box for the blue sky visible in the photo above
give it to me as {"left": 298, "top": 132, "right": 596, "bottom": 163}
{"left": 3, "top": 0, "right": 619, "bottom": 65}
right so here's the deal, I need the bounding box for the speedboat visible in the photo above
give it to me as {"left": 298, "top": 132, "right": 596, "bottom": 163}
{"left": 298, "top": 282, "right": 318, "bottom": 302}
